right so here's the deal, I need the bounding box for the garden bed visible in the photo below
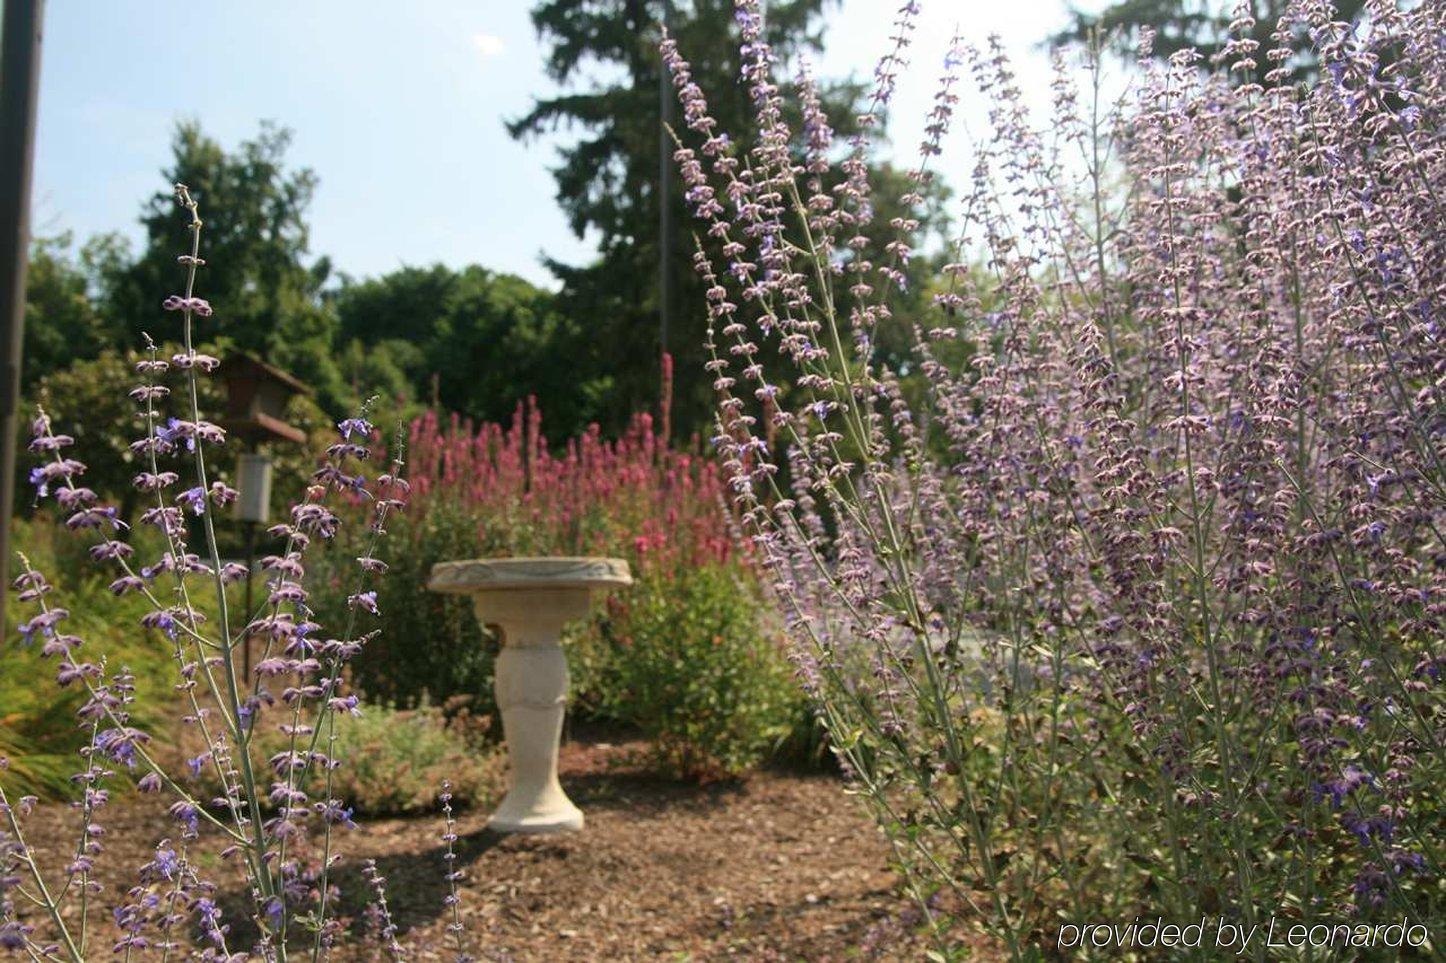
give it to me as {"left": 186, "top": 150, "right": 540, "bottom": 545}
{"left": 18, "top": 736, "right": 962, "bottom": 961}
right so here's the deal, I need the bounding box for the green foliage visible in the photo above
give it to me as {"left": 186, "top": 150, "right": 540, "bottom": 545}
{"left": 102, "top": 121, "right": 351, "bottom": 412}
{"left": 186, "top": 702, "right": 503, "bottom": 818}
{"left": 20, "top": 122, "right": 620, "bottom": 437}
{"left": 331, "top": 264, "right": 610, "bottom": 435}
{"left": 572, "top": 562, "right": 803, "bottom": 779}
{"left": 325, "top": 495, "right": 499, "bottom": 711}
{"left": 21, "top": 233, "right": 128, "bottom": 392}
{"left": 0, "top": 519, "right": 176, "bottom": 798}
{"left": 321, "top": 703, "right": 502, "bottom": 816}
{"left": 512, "top": 0, "right": 855, "bottom": 438}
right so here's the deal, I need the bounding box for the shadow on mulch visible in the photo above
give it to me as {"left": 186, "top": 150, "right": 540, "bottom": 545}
{"left": 564, "top": 766, "right": 749, "bottom": 816}
{"left": 214, "top": 761, "right": 753, "bottom": 945}
{"left": 12, "top": 730, "right": 954, "bottom": 960}
{"left": 212, "top": 835, "right": 495, "bottom": 947}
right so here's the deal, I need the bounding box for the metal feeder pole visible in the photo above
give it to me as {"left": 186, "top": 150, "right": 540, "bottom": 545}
{"left": 0, "top": 0, "right": 45, "bottom": 626}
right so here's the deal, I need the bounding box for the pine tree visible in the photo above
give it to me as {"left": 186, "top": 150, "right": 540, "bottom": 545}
{"left": 511, "top": 0, "right": 862, "bottom": 438}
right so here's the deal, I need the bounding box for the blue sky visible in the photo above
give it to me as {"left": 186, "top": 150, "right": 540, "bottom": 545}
{"left": 32, "top": 0, "right": 1092, "bottom": 289}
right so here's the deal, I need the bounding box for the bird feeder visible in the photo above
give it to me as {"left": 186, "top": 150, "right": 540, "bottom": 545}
{"left": 220, "top": 354, "right": 309, "bottom": 524}
{"left": 221, "top": 354, "right": 309, "bottom": 447}
{"left": 220, "top": 354, "right": 309, "bottom": 679}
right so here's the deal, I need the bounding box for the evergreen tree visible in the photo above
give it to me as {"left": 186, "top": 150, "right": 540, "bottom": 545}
{"left": 510, "top": 0, "right": 852, "bottom": 439}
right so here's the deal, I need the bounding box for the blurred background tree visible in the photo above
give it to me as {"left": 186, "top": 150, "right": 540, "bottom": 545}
{"left": 19, "top": 6, "right": 954, "bottom": 461}
{"left": 20, "top": 120, "right": 610, "bottom": 453}
{"left": 21, "top": 233, "right": 126, "bottom": 391}
{"left": 331, "top": 264, "right": 610, "bottom": 437}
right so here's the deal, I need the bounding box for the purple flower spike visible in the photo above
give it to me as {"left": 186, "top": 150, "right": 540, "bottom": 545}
{"left": 140, "top": 609, "right": 180, "bottom": 640}
{"left": 337, "top": 417, "right": 374, "bottom": 441}
{"left": 347, "top": 590, "right": 379, "bottom": 616}
{"left": 161, "top": 295, "right": 212, "bottom": 316}
{"left": 19, "top": 608, "right": 68, "bottom": 644}
{"left": 177, "top": 486, "right": 208, "bottom": 516}
{"left": 167, "top": 801, "right": 199, "bottom": 837}
{"left": 209, "top": 481, "right": 239, "bottom": 506}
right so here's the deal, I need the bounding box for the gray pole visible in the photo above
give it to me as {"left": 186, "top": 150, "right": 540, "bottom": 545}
{"left": 658, "top": 0, "right": 674, "bottom": 370}
{"left": 0, "top": 0, "right": 44, "bottom": 625}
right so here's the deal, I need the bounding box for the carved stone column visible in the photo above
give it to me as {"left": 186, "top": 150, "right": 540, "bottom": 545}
{"left": 428, "top": 557, "right": 631, "bottom": 833}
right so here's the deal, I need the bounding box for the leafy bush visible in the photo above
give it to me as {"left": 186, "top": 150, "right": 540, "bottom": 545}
{"left": 313, "top": 704, "right": 501, "bottom": 816}
{"left": 573, "top": 562, "right": 800, "bottom": 779}
{"left": 181, "top": 702, "right": 502, "bottom": 818}
{"left": 317, "top": 493, "right": 498, "bottom": 711}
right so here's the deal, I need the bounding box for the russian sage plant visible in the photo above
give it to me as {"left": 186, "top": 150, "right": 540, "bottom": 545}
{"left": 0, "top": 187, "right": 469, "bottom": 960}
{"left": 667, "top": 0, "right": 1444, "bottom": 956}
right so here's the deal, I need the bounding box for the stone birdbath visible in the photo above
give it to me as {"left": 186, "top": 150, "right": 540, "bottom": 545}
{"left": 427, "top": 557, "right": 632, "bottom": 833}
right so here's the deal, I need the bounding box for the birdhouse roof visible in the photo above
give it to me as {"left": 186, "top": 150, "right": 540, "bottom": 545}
{"left": 221, "top": 354, "right": 311, "bottom": 395}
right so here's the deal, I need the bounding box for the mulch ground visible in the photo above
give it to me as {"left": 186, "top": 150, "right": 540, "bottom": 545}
{"left": 13, "top": 737, "right": 965, "bottom": 961}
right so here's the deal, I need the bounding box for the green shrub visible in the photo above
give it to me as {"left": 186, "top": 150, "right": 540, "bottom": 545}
{"left": 0, "top": 518, "right": 176, "bottom": 797}
{"left": 573, "top": 562, "right": 804, "bottom": 779}
{"left": 183, "top": 702, "right": 503, "bottom": 818}
{"left": 323, "top": 496, "right": 499, "bottom": 709}
{"left": 313, "top": 703, "right": 502, "bottom": 816}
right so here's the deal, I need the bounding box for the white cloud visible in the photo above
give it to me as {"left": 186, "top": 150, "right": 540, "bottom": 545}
{"left": 471, "top": 33, "right": 505, "bottom": 58}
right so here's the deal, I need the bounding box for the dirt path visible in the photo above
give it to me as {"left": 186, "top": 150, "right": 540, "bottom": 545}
{"left": 13, "top": 739, "right": 946, "bottom": 961}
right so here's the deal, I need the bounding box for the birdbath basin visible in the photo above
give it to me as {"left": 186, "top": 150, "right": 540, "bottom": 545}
{"left": 427, "top": 557, "right": 632, "bottom": 833}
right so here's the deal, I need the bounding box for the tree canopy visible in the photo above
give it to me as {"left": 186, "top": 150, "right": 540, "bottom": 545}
{"left": 21, "top": 233, "right": 126, "bottom": 391}
{"left": 511, "top": 0, "right": 851, "bottom": 438}
{"left": 23, "top": 121, "right": 601, "bottom": 440}
{"left": 22, "top": 3, "right": 954, "bottom": 466}
{"left": 332, "top": 264, "right": 609, "bottom": 437}
{"left": 102, "top": 121, "right": 351, "bottom": 410}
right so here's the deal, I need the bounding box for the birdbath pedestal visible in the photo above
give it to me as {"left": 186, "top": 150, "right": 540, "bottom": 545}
{"left": 427, "top": 557, "right": 631, "bottom": 834}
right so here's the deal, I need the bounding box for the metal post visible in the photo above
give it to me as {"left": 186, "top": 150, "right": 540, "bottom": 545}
{"left": 241, "top": 518, "right": 256, "bottom": 679}
{"left": 657, "top": 0, "right": 674, "bottom": 378}
{"left": 0, "top": 0, "right": 44, "bottom": 626}
{"left": 235, "top": 448, "right": 273, "bottom": 680}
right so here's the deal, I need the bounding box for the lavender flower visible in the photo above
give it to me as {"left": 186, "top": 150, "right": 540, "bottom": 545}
{"left": 666, "top": 0, "right": 1446, "bottom": 950}
{"left": 0, "top": 184, "right": 413, "bottom": 960}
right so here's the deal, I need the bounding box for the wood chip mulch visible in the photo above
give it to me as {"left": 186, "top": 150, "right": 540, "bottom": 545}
{"left": 13, "top": 738, "right": 978, "bottom": 961}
